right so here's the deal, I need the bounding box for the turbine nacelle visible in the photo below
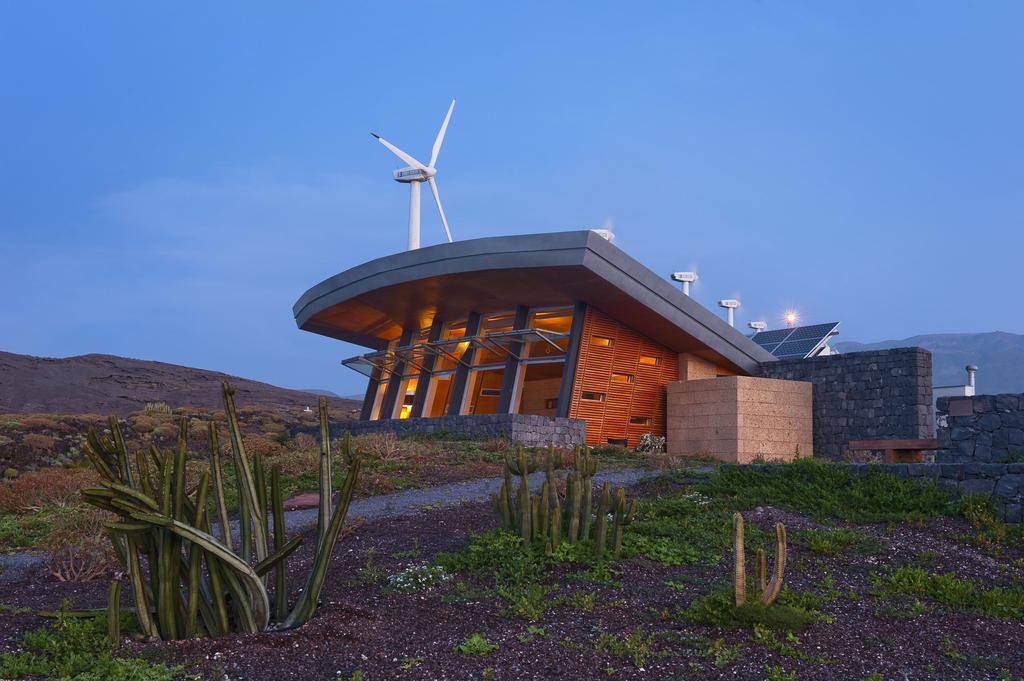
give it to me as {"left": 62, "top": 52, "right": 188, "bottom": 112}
{"left": 371, "top": 99, "right": 456, "bottom": 250}
{"left": 393, "top": 166, "right": 436, "bottom": 183}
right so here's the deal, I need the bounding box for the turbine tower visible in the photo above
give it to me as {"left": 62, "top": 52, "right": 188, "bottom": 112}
{"left": 372, "top": 99, "right": 456, "bottom": 250}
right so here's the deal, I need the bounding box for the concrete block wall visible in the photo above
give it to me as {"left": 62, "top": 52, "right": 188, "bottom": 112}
{"left": 758, "top": 347, "right": 934, "bottom": 461}
{"left": 667, "top": 376, "right": 812, "bottom": 463}
{"left": 936, "top": 393, "right": 1024, "bottom": 463}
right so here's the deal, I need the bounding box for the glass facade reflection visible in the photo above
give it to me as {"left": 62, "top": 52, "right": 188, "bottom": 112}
{"left": 345, "top": 306, "right": 575, "bottom": 420}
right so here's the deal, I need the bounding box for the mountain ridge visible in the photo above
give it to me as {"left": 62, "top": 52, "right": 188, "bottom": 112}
{"left": 833, "top": 331, "right": 1024, "bottom": 395}
{"left": 0, "top": 350, "right": 360, "bottom": 416}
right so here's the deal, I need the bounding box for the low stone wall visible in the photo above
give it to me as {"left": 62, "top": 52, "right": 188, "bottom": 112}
{"left": 300, "top": 414, "right": 587, "bottom": 448}
{"left": 757, "top": 347, "right": 934, "bottom": 461}
{"left": 738, "top": 461, "right": 1024, "bottom": 521}
{"left": 936, "top": 394, "right": 1024, "bottom": 463}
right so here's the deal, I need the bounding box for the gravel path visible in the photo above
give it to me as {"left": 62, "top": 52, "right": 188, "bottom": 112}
{"left": 0, "top": 467, "right": 670, "bottom": 582}
{"left": 279, "top": 466, "right": 664, "bottom": 533}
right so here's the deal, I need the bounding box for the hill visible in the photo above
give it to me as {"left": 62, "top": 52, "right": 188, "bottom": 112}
{"left": 0, "top": 351, "right": 361, "bottom": 416}
{"left": 833, "top": 331, "right": 1024, "bottom": 395}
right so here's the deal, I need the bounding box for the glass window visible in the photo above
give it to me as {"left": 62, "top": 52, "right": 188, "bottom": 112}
{"left": 638, "top": 355, "right": 661, "bottom": 367}
{"left": 524, "top": 307, "right": 573, "bottom": 359}
{"left": 422, "top": 372, "right": 454, "bottom": 417}
{"left": 368, "top": 379, "right": 388, "bottom": 420}
{"left": 591, "top": 336, "right": 614, "bottom": 347}
{"left": 391, "top": 376, "right": 419, "bottom": 419}
{"left": 629, "top": 416, "right": 652, "bottom": 426}
{"left": 474, "top": 313, "right": 516, "bottom": 365}
{"left": 431, "top": 320, "right": 469, "bottom": 372}
{"left": 512, "top": 362, "right": 565, "bottom": 416}
{"left": 463, "top": 367, "right": 505, "bottom": 414}
{"left": 581, "top": 391, "right": 606, "bottom": 402}
{"left": 611, "top": 372, "right": 634, "bottom": 384}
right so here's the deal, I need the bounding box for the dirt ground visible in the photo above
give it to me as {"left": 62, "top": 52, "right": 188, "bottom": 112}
{"left": 2, "top": 476, "right": 1023, "bottom": 680}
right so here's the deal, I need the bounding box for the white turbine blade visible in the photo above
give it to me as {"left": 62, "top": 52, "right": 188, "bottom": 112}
{"left": 371, "top": 133, "right": 426, "bottom": 169}
{"left": 427, "top": 177, "right": 453, "bottom": 242}
{"left": 428, "top": 99, "right": 456, "bottom": 168}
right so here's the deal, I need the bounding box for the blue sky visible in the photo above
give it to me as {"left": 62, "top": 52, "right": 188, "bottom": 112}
{"left": 2, "top": 3, "right": 1022, "bottom": 396}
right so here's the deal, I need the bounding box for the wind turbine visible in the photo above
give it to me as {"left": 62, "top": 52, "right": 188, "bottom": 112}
{"left": 372, "top": 99, "right": 456, "bottom": 250}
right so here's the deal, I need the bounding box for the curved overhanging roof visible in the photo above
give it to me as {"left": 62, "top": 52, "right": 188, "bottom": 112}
{"left": 293, "top": 231, "right": 777, "bottom": 374}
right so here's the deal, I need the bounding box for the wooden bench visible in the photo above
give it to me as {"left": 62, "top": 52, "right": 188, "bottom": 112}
{"left": 848, "top": 438, "right": 939, "bottom": 464}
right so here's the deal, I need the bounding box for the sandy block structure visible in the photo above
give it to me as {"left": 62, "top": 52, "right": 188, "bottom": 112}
{"left": 666, "top": 376, "right": 813, "bottom": 463}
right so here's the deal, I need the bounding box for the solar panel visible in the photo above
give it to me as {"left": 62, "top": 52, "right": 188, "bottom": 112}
{"left": 774, "top": 338, "right": 827, "bottom": 358}
{"left": 751, "top": 322, "right": 839, "bottom": 360}
{"left": 750, "top": 328, "right": 793, "bottom": 346}
{"left": 783, "top": 323, "right": 841, "bottom": 342}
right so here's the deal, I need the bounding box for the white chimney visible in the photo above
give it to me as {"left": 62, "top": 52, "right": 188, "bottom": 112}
{"left": 966, "top": 365, "right": 978, "bottom": 394}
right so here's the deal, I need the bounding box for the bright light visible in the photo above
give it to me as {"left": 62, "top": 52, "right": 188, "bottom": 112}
{"left": 784, "top": 310, "right": 799, "bottom": 327}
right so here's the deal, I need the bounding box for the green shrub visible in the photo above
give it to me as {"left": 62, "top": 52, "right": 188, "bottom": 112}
{"left": 497, "top": 582, "right": 553, "bottom": 621}
{"left": 595, "top": 627, "right": 658, "bottom": 669}
{"left": 683, "top": 589, "right": 820, "bottom": 631}
{"left": 436, "top": 530, "right": 544, "bottom": 585}
{"left": 699, "top": 459, "right": 953, "bottom": 522}
{"left": 455, "top": 633, "right": 499, "bottom": 655}
{"left": 622, "top": 492, "right": 734, "bottom": 566}
{"left": 871, "top": 565, "right": 1024, "bottom": 619}
{"left": 0, "top": 607, "right": 180, "bottom": 680}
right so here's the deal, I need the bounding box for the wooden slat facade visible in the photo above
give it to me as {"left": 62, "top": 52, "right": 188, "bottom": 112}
{"left": 569, "top": 306, "right": 679, "bottom": 447}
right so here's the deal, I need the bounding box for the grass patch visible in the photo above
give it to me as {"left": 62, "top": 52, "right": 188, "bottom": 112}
{"left": 871, "top": 565, "right": 1024, "bottom": 619}
{"left": 0, "top": 608, "right": 180, "bottom": 680}
{"left": 799, "top": 527, "right": 879, "bottom": 555}
{"left": 958, "top": 495, "right": 1024, "bottom": 556}
{"left": 698, "top": 458, "right": 953, "bottom": 522}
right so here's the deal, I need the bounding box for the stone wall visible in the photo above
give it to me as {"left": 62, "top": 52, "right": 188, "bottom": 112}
{"left": 758, "top": 347, "right": 933, "bottom": 460}
{"left": 666, "top": 376, "right": 813, "bottom": 463}
{"left": 936, "top": 394, "right": 1024, "bottom": 463}
{"left": 298, "top": 414, "right": 587, "bottom": 448}
{"left": 738, "top": 461, "right": 1024, "bottom": 521}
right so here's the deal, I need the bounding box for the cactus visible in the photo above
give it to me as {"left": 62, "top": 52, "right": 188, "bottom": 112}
{"left": 756, "top": 548, "right": 767, "bottom": 596}
{"left": 80, "top": 382, "right": 361, "bottom": 639}
{"left": 107, "top": 580, "right": 121, "bottom": 650}
{"left": 733, "top": 513, "right": 746, "bottom": 606}
{"left": 760, "top": 523, "right": 787, "bottom": 606}
{"left": 489, "top": 445, "right": 636, "bottom": 558}
{"left": 594, "top": 482, "right": 611, "bottom": 557}
{"left": 611, "top": 487, "right": 636, "bottom": 557}
{"left": 731, "top": 512, "right": 787, "bottom": 607}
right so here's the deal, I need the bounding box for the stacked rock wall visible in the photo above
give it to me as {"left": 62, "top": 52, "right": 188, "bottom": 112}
{"left": 295, "top": 413, "right": 587, "bottom": 448}
{"left": 936, "top": 394, "right": 1024, "bottom": 464}
{"left": 758, "top": 348, "right": 934, "bottom": 460}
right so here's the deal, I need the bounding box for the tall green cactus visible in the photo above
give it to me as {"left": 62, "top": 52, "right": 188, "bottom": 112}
{"left": 611, "top": 487, "right": 636, "bottom": 557}
{"left": 760, "top": 523, "right": 787, "bottom": 605}
{"left": 733, "top": 513, "right": 747, "bottom": 606}
{"left": 489, "top": 445, "right": 636, "bottom": 559}
{"left": 80, "top": 382, "right": 361, "bottom": 639}
{"left": 106, "top": 580, "right": 121, "bottom": 650}
{"left": 731, "top": 512, "right": 787, "bottom": 607}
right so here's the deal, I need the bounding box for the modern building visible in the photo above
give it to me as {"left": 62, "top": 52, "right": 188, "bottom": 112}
{"left": 294, "top": 230, "right": 820, "bottom": 454}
